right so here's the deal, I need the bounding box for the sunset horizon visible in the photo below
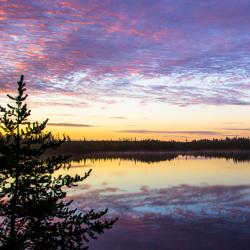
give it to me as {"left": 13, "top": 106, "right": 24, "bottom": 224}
{"left": 1, "top": 0, "right": 250, "bottom": 141}
{"left": 1, "top": 1, "right": 250, "bottom": 249}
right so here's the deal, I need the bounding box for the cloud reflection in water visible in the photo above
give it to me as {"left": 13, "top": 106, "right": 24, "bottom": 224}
{"left": 68, "top": 183, "right": 250, "bottom": 250}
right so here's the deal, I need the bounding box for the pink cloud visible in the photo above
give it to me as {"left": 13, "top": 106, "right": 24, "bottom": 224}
{"left": 0, "top": 0, "right": 250, "bottom": 106}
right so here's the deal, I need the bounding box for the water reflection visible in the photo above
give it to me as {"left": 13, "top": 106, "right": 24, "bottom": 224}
{"left": 63, "top": 155, "right": 250, "bottom": 250}
{"left": 70, "top": 151, "right": 250, "bottom": 164}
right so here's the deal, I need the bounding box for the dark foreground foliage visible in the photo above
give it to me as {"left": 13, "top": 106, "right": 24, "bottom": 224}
{"left": 0, "top": 75, "right": 117, "bottom": 249}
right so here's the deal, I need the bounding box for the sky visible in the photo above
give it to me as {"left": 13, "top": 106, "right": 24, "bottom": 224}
{"left": 0, "top": 0, "right": 250, "bottom": 140}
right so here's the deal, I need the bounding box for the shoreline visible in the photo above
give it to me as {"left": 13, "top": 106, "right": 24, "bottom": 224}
{"left": 60, "top": 150, "right": 250, "bottom": 163}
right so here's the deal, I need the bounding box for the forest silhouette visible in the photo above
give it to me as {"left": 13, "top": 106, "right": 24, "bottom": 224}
{"left": 48, "top": 138, "right": 250, "bottom": 163}
{"left": 0, "top": 76, "right": 117, "bottom": 249}
{"left": 69, "top": 151, "right": 250, "bottom": 164}
{"left": 54, "top": 137, "right": 250, "bottom": 154}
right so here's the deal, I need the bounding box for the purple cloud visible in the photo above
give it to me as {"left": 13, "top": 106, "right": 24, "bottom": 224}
{"left": 0, "top": 0, "right": 250, "bottom": 106}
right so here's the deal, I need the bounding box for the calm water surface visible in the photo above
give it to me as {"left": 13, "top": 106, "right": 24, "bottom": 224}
{"left": 61, "top": 155, "right": 250, "bottom": 250}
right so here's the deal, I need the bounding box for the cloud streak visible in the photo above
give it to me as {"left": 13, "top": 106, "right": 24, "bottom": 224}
{"left": 108, "top": 116, "right": 127, "bottom": 120}
{"left": 222, "top": 128, "right": 250, "bottom": 131}
{"left": 116, "top": 130, "right": 221, "bottom": 136}
{"left": 48, "top": 123, "right": 93, "bottom": 127}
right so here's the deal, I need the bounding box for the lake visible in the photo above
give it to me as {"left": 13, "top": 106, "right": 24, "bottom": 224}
{"left": 61, "top": 154, "right": 250, "bottom": 250}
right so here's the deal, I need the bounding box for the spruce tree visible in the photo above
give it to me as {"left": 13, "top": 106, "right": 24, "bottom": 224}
{"left": 0, "top": 75, "right": 117, "bottom": 249}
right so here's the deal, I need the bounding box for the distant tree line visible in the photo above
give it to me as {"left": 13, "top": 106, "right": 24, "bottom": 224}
{"left": 49, "top": 137, "right": 250, "bottom": 155}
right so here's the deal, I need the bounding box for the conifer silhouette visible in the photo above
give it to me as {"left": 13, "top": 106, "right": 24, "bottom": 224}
{"left": 0, "top": 75, "right": 117, "bottom": 249}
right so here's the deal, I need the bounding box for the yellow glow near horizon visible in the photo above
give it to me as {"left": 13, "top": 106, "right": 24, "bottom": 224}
{"left": 1, "top": 91, "right": 250, "bottom": 141}
{"left": 44, "top": 102, "right": 250, "bottom": 141}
